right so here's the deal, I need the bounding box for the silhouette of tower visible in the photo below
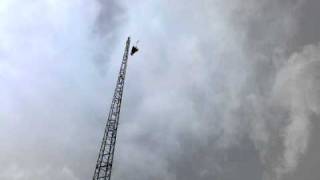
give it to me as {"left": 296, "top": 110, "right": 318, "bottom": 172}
{"left": 93, "top": 37, "right": 131, "bottom": 180}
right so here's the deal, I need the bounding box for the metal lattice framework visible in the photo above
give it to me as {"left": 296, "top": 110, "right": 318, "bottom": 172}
{"left": 93, "top": 37, "right": 131, "bottom": 180}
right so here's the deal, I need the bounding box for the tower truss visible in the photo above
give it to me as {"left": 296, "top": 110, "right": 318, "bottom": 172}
{"left": 93, "top": 37, "right": 131, "bottom": 180}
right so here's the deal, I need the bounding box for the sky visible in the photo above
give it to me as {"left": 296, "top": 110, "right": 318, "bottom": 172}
{"left": 1, "top": 0, "right": 320, "bottom": 180}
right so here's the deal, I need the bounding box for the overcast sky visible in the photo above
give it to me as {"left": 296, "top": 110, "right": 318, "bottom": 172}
{"left": 1, "top": 0, "right": 320, "bottom": 180}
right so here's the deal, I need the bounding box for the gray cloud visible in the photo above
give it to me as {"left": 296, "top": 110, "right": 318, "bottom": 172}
{"left": 113, "top": 0, "right": 320, "bottom": 180}
{"left": 1, "top": 0, "right": 320, "bottom": 180}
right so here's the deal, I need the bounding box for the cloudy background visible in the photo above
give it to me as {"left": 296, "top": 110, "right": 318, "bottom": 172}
{"left": 1, "top": 0, "right": 320, "bottom": 179}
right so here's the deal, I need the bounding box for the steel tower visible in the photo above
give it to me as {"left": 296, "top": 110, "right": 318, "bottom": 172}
{"left": 93, "top": 37, "right": 131, "bottom": 180}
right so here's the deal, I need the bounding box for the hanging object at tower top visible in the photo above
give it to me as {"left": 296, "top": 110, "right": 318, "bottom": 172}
{"left": 130, "top": 40, "right": 139, "bottom": 56}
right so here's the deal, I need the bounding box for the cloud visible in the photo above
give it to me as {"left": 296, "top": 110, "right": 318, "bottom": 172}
{"left": 0, "top": 0, "right": 123, "bottom": 179}
{"left": 113, "top": 0, "right": 318, "bottom": 180}
{"left": 1, "top": 0, "right": 320, "bottom": 180}
{"left": 273, "top": 43, "right": 320, "bottom": 178}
